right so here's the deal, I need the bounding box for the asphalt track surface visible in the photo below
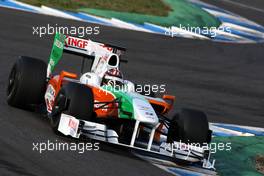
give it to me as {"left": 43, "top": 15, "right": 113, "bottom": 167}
{"left": 0, "top": 2, "right": 263, "bottom": 175}
{"left": 202, "top": 0, "right": 264, "bottom": 26}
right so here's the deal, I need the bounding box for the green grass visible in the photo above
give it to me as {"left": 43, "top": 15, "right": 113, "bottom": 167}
{"left": 19, "top": 0, "right": 171, "bottom": 16}
{"left": 80, "top": 0, "right": 221, "bottom": 28}
{"left": 213, "top": 136, "right": 264, "bottom": 176}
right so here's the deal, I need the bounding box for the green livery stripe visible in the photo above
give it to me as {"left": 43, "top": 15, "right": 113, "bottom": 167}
{"left": 102, "top": 86, "right": 135, "bottom": 120}
{"left": 47, "top": 33, "right": 65, "bottom": 76}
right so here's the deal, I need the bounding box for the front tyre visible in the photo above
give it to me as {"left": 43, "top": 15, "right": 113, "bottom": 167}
{"left": 50, "top": 82, "right": 94, "bottom": 132}
{"left": 167, "top": 108, "right": 211, "bottom": 144}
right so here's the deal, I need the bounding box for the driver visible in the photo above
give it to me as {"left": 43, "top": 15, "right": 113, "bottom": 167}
{"left": 101, "top": 68, "right": 124, "bottom": 88}
{"left": 80, "top": 68, "right": 136, "bottom": 92}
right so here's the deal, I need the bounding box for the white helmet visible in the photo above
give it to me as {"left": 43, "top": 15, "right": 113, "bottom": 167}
{"left": 80, "top": 72, "right": 101, "bottom": 87}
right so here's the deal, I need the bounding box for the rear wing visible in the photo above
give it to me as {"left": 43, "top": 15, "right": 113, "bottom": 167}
{"left": 47, "top": 33, "right": 126, "bottom": 77}
{"left": 64, "top": 35, "right": 126, "bottom": 57}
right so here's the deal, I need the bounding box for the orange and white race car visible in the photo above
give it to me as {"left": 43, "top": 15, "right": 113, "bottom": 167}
{"left": 6, "top": 33, "right": 215, "bottom": 170}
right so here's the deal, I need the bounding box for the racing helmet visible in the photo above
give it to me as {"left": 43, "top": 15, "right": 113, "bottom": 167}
{"left": 101, "top": 68, "right": 124, "bottom": 87}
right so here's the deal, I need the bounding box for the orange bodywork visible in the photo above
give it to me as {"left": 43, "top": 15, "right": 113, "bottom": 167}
{"left": 92, "top": 87, "right": 118, "bottom": 118}
{"left": 47, "top": 71, "right": 175, "bottom": 119}
{"left": 146, "top": 95, "right": 175, "bottom": 114}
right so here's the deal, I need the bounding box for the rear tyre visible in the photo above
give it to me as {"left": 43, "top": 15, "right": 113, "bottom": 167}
{"left": 7, "top": 56, "right": 47, "bottom": 110}
{"left": 167, "top": 108, "right": 211, "bottom": 144}
{"left": 50, "top": 82, "right": 94, "bottom": 132}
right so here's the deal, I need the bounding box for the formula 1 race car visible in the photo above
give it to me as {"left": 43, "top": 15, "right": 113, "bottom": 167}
{"left": 7, "top": 33, "right": 215, "bottom": 170}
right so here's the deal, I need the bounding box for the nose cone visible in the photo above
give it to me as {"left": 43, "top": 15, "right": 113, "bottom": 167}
{"left": 133, "top": 98, "right": 159, "bottom": 125}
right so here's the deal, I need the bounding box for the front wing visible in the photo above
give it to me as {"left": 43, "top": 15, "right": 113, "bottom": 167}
{"left": 58, "top": 113, "right": 215, "bottom": 170}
